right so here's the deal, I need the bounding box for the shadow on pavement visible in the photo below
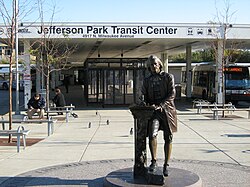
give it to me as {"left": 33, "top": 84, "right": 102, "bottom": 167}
{"left": 0, "top": 177, "right": 104, "bottom": 187}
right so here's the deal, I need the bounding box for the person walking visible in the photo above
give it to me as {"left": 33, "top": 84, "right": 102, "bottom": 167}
{"left": 27, "top": 93, "right": 46, "bottom": 119}
{"left": 141, "top": 55, "right": 177, "bottom": 176}
{"left": 63, "top": 75, "right": 70, "bottom": 93}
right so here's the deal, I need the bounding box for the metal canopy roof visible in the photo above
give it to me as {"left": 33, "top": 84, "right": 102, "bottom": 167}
{"left": 58, "top": 38, "right": 250, "bottom": 63}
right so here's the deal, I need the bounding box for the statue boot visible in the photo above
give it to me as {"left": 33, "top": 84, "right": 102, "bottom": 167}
{"left": 149, "top": 137, "right": 157, "bottom": 172}
{"left": 163, "top": 143, "right": 172, "bottom": 176}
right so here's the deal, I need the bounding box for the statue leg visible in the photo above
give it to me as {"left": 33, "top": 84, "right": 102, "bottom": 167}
{"left": 149, "top": 137, "right": 157, "bottom": 171}
{"left": 148, "top": 119, "right": 159, "bottom": 171}
{"left": 163, "top": 143, "right": 172, "bottom": 176}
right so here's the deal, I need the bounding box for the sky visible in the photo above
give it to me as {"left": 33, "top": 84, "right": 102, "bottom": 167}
{"left": 26, "top": 0, "right": 250, "bottom": 24}
{"left": 1, "top": 0, "right": 250, "bottom": 24}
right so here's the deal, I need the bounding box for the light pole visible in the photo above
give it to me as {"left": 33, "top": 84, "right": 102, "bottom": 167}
{"left": 14, "top": 0, "right": 20, "bottom": 115}
{"left": 216, "top": 24, "right": 226, "bottom": 104}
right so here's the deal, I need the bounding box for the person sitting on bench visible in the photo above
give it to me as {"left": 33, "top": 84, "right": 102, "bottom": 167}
{"left": 52, "top": 88, "right": 66, "bottom": 115}
{"left": 27, "top": 93, "right": 46, "bottom": 119}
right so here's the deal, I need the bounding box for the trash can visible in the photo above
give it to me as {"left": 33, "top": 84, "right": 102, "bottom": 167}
{"left": 175, "top": 84, "right": 181, "bottom": 100}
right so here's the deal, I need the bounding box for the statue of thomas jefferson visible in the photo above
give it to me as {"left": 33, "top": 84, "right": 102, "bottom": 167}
{"left": 141, "top": 55, "right": 177, "bottom": 176}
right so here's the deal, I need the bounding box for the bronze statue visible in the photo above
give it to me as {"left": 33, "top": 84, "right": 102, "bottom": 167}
{"left": 141, "top": 55, "right": 177, "bottom": 176}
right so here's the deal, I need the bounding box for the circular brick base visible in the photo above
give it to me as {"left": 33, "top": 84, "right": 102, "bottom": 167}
{"left": 104, "top": 167, "right": 202, "bottom": 187}
{"left": 1, "top": 159, "right": 249, "bottom": 186}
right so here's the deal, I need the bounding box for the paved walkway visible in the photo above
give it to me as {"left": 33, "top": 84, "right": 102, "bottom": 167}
{"left": 0, "top": 99, "right": 250, "bottom": 186}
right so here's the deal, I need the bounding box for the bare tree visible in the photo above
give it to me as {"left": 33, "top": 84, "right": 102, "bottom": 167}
{"left": 0, "top": 0, "right": 27, "bottom": 141}
{"left": 30, "top": 39, "right": 76, "bottom": 110}
{"left": 208, "top": 0, "right": 238, "bottom": 105}
{"left": 0, "top": 0, "right": 74, "bottom": 140}
{"left": 29, "top": 0, "right": 77, "bottom": 111}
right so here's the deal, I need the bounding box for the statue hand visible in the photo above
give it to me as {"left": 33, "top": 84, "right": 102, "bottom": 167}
{"left": 155, "top": 105, "right": 163, "bottom": 112}
{"left": 139, "top": 101, "right": 146, "bottom": 106}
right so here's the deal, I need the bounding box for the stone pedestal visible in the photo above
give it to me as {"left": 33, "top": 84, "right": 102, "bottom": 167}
{"left": 147, "top": 168, "right": 165, "bottom": 185}
{"left": 129, "top": 105, "right": 155, "bottom": 178}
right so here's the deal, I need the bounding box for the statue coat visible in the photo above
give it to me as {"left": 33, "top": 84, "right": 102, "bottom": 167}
{"left": 141, "top": 71, "right": 178, "bottom": 133}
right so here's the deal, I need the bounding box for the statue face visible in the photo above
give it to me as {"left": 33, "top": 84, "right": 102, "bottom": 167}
{"left": 150, "top": 60, "right": 161, "bottom": 73}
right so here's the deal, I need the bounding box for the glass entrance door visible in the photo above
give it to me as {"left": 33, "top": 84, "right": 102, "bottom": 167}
{"left": 87, "top": 68, "right": 145, "bottom": 105}
{"left": 104, "top": 69, "right": 125, "bottom": 105}
{"left": 87, "top": 69, "right": 104, "bottom": 103}
{"left": 86, "top": 58, "right": 147, "bottom": 106}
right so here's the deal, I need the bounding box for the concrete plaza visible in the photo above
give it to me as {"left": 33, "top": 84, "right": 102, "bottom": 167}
{"left": 0, "top": 98, "right": 249, "bottom": 186}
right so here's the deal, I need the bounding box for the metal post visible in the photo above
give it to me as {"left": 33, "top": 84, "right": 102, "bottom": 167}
{"left": 66, "top": 108, "right": 69, "bottom": 123}
{"left": 15, "top": 0, "right": 20, "bottom": 115}
{"left": 216, "top": 40, "right": 224, "bottom": 104}
{"left": 186, "top": 45, "right": 192, "bottom": 98}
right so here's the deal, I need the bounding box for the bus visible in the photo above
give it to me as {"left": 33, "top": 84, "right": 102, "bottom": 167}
{"left": 191, "top": 62, "right": 250, "bottom": 103}
{"left": 0, "top": 64, "right": 25, "bottom": 90}
{"left": 0, "top": 64, "right": 9, "bottom": 90}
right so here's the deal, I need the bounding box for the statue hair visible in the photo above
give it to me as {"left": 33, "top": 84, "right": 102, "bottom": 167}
{"left": 146, "top": 55, "right": 163, "bottom": 71}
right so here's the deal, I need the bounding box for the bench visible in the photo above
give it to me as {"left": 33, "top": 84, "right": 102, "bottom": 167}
{"left": 211, "top": 107, "right": 250, "bottom": 120}
{"left": 49, "top": 104, "right": 75, "bottom": 114}
{"left": 46, "top": 104, "right": 75, "bottom": 123}
{"left": 195, "top": 102, "right": 234, "bottom": 114}
{"left": 0, "top": 126, "right": 30, "bottom": 152}
{"left": 1, "top": 117, "right": 56, "bottom": 136}
{"left": 192, "top": 99, "right": 210, "bottom": 108}
{"left": 46, "top": 110, "right": 70, "bottom": 122}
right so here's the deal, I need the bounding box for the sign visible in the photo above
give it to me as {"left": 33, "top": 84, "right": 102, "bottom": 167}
{"left": 0, "top": 23, "right": 228, "bottom": 39}
{"left": 1, "top": 23, "right": 249, "bottom": 39}
{"left": 22, "top": 54, "right": 31, "bottom": 109}
{"left": 224, "top": 67, "right": 243, "bottom": 72}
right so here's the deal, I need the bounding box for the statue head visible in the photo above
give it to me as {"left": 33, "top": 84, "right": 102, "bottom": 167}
{"left": 146, "top": 55, "right": 163, "bottom": 73}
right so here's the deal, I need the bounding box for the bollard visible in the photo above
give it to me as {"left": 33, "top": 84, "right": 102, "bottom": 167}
{"left": 130, "top": 128, "right": 133, "bottom": 135}
{"left": 1, "top": 116, "right": 4, "bottom": 130}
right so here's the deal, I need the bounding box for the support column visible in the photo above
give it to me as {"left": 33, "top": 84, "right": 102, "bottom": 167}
{"left": 55, "top": 71, "right": 61, "bottom": 87}
{"left": 186, "top": 45, "right": 192, "bottom": 98}
{"left": 51, "top": 71, "right": 56, "bottom": 91}
{"left": 161, "top": 53, "right": 168, "bottom": 73}
{"left": 23, "top": 40, "right": 31, "bottom": 109}
{"left": 216, "top": 40, "right": 224, "bottom": 104}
